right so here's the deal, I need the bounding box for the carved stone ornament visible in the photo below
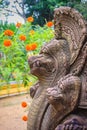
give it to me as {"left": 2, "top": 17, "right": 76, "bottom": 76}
{"left": 54, "top": 6, "right": 87, "bottom": 64}
{"left": 27, "top": 7, "right": 87, "bottom": 130}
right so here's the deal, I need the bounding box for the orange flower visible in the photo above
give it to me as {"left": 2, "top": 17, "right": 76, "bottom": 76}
{"left": 46, "top": 21, "right": 53, "bottom": 27}
{"left": 19, "top": 35, "right": 26, "bottom": 41}
{"left": 31, "top": 43, "right": 37, "bottom": 51}
{"left": 3, "top": 39, "right": 12, "bottom": 47}
{"left": 25, "top": 44, "right": 32, "bottom": 51}
{"left": 4, "top": 29, "right": 14, "bottom": 36}
{"left": 29, "top": 30, "right": 35, "bottom": 35}
{"left": 22, "top": 116, "right": 28, "bottom": 121}
{"left": 25, "top": 43, "right": 37, "bottom": 51}
{"left": 16, "top": 22, "right": 22, "bottom": 28}
{"left": 27, "top": 16, "right": 34, "bottom": 22}
{"left": 21, "top": 101, "right": 27, "bottom": 108}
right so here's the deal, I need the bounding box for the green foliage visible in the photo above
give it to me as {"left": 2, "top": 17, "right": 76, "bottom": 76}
{"left": 0, "top": 19, "right": 54, "bottom": 86}
{"left": 25, "top": 0, "right": 67, "bottom": 26}
{"left": 74, "top": 2, "right": 87, "bottom": 20}
{"left": 1, "top": 0, "right": 87, "bottom": 26}
{"left": 25, "top": 0, "right": 84, "bottom": 26}
{"left": 0, "top": 21, "right": 17, "bottom": 33}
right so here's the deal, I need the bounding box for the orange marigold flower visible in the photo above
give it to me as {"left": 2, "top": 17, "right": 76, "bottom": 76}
{"left": 29, "top": 30, "right": 35, "bottom": 35}
{"left": 4, "top": 29, "right": 14, "bottom": 36}
{"left": 25, "top": 44, "right": 32, "bottom": 51}
{"left": 31, "top": 43, "right": 37, "bottom": 51}
{"left": 16, "top": 22, "right": 22, "bottom": 28}
{"left": 25, "top": 43, "right": 37, "bottom": 51}
{"left": 3, "top": 39, "right": 12, "bottom": 47}
{"left": 46, "top": 21, "right": 53, "bottom": 27}
{"left": 22, "top": 116, "right": 28, "bottom": 121}
{"left": 27, "top": 16, "right": 34, "bottom": 22}
{"left": 19, "top": 35, "right": 26, "bottom": 41}
{"left": 21, "top": 101, "right": 27, "bottom": 108}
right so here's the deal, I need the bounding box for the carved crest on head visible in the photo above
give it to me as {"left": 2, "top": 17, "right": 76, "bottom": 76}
{"left": 54, "top": 7, "right": 87, "bottom": 64}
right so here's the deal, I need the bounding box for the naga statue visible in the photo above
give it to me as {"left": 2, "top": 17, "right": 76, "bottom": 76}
{"left": 27, "top": 7, "right": 87, "bottom": 130}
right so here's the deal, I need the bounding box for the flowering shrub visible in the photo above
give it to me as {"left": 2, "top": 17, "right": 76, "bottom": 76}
{"left": 4, "top": 29, "right": 14, "bottom": 36}
{"left": 0, "top": 18, "right": 54, "bottom": 86}
{"left": 46, "top": 21, "right": 54, "bottom": 27}
{"left": 16, "top": 22, "right": 22, "bottom": 28}
{"left": 19, "top": 34, "right": 26, "bottom": 41}
{"left": 3, "top": 39, "right": 12, "bottom": 47}
{"left": 27, "top": 16, "right": 34, "bottom": 22}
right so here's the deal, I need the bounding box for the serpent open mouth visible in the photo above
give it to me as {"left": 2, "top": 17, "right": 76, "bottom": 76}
{"left": 29, "top": 60, "right": 41, "bottom": 69}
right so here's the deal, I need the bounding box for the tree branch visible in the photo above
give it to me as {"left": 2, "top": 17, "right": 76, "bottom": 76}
{"left": 3, "top": 8, "right": 24, "bottom": 17}
{"left": 14, "top": 0, "right": 22, "bottom": 8}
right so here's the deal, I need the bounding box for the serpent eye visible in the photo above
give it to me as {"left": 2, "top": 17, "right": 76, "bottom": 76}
{"left": 40, "top": 45, "right": 49, "bottom": 53}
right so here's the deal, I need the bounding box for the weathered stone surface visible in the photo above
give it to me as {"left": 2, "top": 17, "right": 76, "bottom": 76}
{"left": 27, "top": 7, "right": 87, "bottom": 130}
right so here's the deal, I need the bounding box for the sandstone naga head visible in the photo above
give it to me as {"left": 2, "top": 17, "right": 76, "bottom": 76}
{"left": 28, "top": 39, "right": 70, "bottom": 79}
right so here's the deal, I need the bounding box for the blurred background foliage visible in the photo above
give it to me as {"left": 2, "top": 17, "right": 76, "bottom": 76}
{"left": 0, "top": 19, "right": 54, "bottom": 86}
{"left": 0, "top": 0, "right": 87, "bottom": 26}
{"left": 0, "top": 0, "right": 87, "bottom": 87}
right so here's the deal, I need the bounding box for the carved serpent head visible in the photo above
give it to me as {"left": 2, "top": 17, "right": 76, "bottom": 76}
{"left": 28, "top": 39, "right": 70, "bottom": 79}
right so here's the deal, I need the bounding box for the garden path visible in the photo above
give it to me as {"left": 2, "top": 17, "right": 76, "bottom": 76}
{"left": 0, "top": 94, "right": 32, "bottom": 130}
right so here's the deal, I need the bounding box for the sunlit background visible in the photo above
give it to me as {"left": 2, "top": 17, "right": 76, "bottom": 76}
{"left": 0, "top": 0, "right": 25, "bottom": 23}
{"left": 0, "top": 0, "right": 87, "bottom": 25}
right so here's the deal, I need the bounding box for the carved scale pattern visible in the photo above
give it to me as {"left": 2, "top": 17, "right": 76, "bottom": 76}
{"left": 27, "top": 7, "right": 87, "bottom": 130}
{"left": 70, "top": 42, "right": 87, "bottom": 76}
{"left": 54, "top": 7, "right": 87, "bottom": 64}
{"left": 56, "top": 124, "right": 87, "bottom": 130}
